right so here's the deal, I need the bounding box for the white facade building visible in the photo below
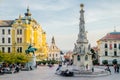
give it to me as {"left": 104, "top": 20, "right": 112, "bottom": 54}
{"left": 48, "top": 36, "right": 61, "bottom": 61}
{"left": 0, "top": 20, "right": 14, "bottom": 53}
{"left": 97, "top": 31, "right": 120, "bottom": 65}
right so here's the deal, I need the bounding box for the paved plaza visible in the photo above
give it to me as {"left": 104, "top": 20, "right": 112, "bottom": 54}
{"left": 0, "top": 65, "right": 120, "bottom": 80}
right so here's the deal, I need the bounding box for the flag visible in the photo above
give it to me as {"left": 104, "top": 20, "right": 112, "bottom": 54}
{"left": 110, "top": 44, "right": 112, "bottom": 50}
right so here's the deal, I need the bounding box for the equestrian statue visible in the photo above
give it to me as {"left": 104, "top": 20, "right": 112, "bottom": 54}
{"left": 25, "top": 44, "right": 37, "bottom": 55}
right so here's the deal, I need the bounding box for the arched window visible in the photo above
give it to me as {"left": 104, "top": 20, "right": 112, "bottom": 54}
{"left": 2, "top": 29, "right": 5, "bottom": 35}
{"left": 105, "top": 43, "right": 107, "bottom": 48}
{"left": 77, "top": 55, "right": 80, "bottom": 61}
{"left": 8, "top": 37, "right": 11, "bottom": 43}
{"left": 2, "top": 47, "right": 5, "bottom": 53}
{"left": 105, "top": 51, "right": 108, "bottom": 56}
{"left": 20, "top": 29, "right": 22, "bottom": 34}
{"left": 114, "top": 51, "right": 117, "bottom": 56}
{"left": 8, "top": 29, "right": 11, "bottom": 35}
{"left": 114, "top": 43, "right": 117, "bottom": 48}
{"left": 2, "top": 38, "right": 5, "bottom": 43}
{"left": 8, "top": 47, "right": 11, "bottom": 53}
{"left": 85, "top": 55, "right": 88, "bottom": 61}
{"left": 119, "top": 44, "right": 120, "bottom": 49}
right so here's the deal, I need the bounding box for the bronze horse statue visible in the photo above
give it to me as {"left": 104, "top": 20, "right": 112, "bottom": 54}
{"left": 25, "top": 44, "right": 37, "bottom": 55}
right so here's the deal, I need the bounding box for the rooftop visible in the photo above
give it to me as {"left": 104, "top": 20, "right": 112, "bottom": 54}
{"left": 99, "top": 31, "right": 120, "bottom": 41}
{"left": 0, "top": 20, "right": 14, "bottom": 27}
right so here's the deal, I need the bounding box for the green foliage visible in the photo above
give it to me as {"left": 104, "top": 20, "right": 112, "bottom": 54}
{"left": 91, "top": 49, "right": 96, "bottom": 59}
{"left": 0, "top": 53, "right": 31, "bottom": 64}
{"left": 0, "top": 52, "right": 4, "bottom": 62}
{"left": 102, "top": 60, "right": 108, "bottom": 65}
{"left": 37, "top": 60, "right": 58, "bottom": 65}
{"left": 42, "top": 60, "right": 46, "bottom": 65}
{"left": 112, "top": 59, "right": 117, "bottom": 65}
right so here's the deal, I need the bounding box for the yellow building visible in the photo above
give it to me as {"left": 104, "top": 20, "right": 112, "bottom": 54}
{"left": 12, "top": 7, "right": 48, "bottom": 60}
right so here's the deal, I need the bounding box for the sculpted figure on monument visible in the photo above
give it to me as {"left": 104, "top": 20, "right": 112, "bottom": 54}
{"left": 73, "top": 43, "right": 77, "bottom": 53}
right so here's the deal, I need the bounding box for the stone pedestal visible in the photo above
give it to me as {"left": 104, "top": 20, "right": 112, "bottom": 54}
{"left": 25, "top": 55, "right": 36, "bottom": 70}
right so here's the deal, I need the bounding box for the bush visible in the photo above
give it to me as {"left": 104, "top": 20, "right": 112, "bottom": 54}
{"left": 37, "top": 60, "right": 58, "bottom": 65}
{"left": 0, "top": 53, "right": 31, "bottom": 64}
{"left": 112, "top": 59, "right": 117, "bottom": 65}
{"left": 42, "top": 60, "right": 46, "bottom": 65}
{"left": 102, "top": 60, "right": 108, "bottom": 65}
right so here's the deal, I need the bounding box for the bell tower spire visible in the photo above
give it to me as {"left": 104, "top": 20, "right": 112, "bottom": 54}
{"left": 25, "top": 6, "right": 32, "bottom": 17}
{"left": 77, "top": 4, "right": 88, "bottom": 43}
{"left": 52, "top": 36, "right": 55, "bottom": 44}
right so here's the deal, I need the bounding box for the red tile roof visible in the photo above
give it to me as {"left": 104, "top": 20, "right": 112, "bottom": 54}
{"left": 99, "top": 32, "right": 120, "bottom": 41}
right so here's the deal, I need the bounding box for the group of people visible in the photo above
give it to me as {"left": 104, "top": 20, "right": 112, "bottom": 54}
{"left": 0, "top": 64, "right": 20, "bottom": 74}
{"left": 113, "top": 64, "right": 119, "bottom": 73}
{"left": 105, "top": 64, "right": 119, "bottom": 74}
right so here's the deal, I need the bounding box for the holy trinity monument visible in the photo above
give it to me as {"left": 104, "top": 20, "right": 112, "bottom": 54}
{"left": 57, "top": 4, "right": 109, "bottom": 77}
{"left": 73, "top": 4, "right": 93, "bottom": 71}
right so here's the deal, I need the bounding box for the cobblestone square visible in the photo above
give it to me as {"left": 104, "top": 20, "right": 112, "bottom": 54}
{"left": 0, "top": 65, "right": 119, "bottom": 80}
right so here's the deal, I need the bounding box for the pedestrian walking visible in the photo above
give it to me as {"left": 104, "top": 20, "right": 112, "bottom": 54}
{"left": 116, "top": 65, "right": 119, "bottom": 73}
{"left": 92, "top": 67, "right": 94, "bottom": 72}
{"left": 105, "top": 65, "right": 111, "bottom": 74}
{"left": 113, "top": 64, "right": 117, "bottom": 73}
{"left": 56, "top": 63, "right": 62, "bottom": 71}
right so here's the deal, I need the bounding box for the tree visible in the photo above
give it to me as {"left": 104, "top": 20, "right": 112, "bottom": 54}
{"left": 0, "top": 52, "right": 31, "bottom": 64}
{"left": 0, "top": 52, "right": 4, "bottom": 62}
{"left": 90, "top": 49, "right": 96, "bottom": 59}
{"left": 112, "top": 59, "right": 117, "bottom": 65}
{"left": 102, "top": 60, "right": 108, "bottom": 65}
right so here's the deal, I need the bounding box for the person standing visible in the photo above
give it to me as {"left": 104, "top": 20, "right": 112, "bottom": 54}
{"left": 56, "top": 62, "right": 62, "bottom": 71}
{"left": 116, "top": 64, "right": 119, "bottom": 73}
{"left": 105, "top": 65, "right": 111, "bottom": 74}
{"left": 113, "top": 64, "right": 117, "bottom": 73}
{"left": 86, "top": 64, "right": 88, "bottom": 70}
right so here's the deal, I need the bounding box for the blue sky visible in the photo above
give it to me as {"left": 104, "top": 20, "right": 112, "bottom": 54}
{"left": 0, "top": 0, "right": 120, "bottom": 51}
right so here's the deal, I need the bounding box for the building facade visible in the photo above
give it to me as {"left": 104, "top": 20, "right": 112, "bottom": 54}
{"left": 97, "top": 31, "right": 120, "bottom": 65}
{"left": 73, "top": 4, "right": 92, "bottom": 70}
{"left": 0, "top": 8, "right": 48, "bottom": 60}
{"left": 48, "top": 36, "right": 61, "bottom": 61}
{"left": 0, "top": 20, "right": 14, "bottom": 53}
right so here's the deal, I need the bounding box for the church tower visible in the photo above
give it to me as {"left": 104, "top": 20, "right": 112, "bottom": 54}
{"left": 48, "top": 36, "right": 61, "bottom": 61}
{"left": 73, "top": 4, "right": 92, "bottom": 70}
